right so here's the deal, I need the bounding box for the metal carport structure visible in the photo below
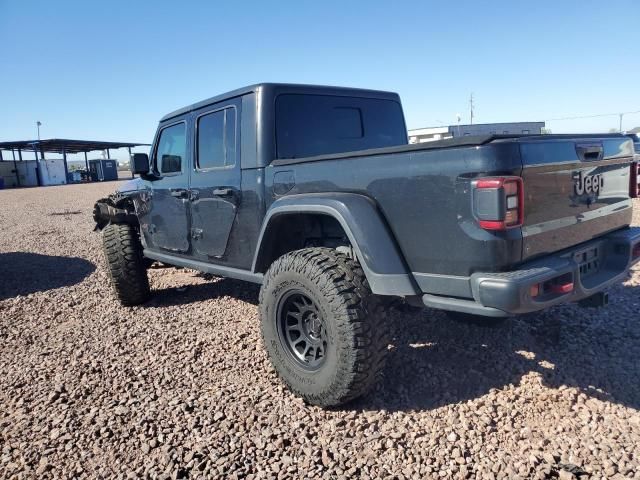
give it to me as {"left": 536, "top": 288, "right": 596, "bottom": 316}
{"left": 0, "top": 139, "right": 150, "bottom": 187}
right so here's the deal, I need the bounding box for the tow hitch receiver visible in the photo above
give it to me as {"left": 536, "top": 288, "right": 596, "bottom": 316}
{"left": 578, "top": 292, "right": 609, "bottom": 308}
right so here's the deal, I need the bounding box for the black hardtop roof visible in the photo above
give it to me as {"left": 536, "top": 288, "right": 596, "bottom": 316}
{"left": 160, "top": 83, "right": 401, "bottom": 122}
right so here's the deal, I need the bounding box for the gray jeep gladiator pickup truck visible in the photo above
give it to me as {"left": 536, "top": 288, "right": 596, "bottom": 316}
{"left": 94, "top": 83, "right": 640, "bottom": 406}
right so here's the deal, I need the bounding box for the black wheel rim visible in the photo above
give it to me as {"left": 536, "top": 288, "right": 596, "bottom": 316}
{"left": 276, "top": 290, "right": 328, "bottom": 371}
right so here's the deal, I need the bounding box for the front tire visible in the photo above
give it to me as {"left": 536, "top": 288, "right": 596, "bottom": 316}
{"left": 259, "top": 248, "right": 388, "bottom": 407}
{"left": 102, "top": 223, "right": 150, "bottom": 306}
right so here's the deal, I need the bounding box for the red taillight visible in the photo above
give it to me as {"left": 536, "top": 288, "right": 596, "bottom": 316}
{"left": 630, "top": 162, "right": 640, "bottom": 198}
{"left": 632, "top": 242, "right": 640, "bottom": 260}
{"left": 473, "top": 176, "right": 524, "bottom": 231}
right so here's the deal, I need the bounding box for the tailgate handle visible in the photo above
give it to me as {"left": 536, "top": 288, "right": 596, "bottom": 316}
{"left": 576, "top": 143, "right": 603, "bottom": 162}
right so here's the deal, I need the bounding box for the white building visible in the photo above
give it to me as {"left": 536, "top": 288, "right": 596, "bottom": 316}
{"left": 409, "top": 122, "right": 545, "bottom": 144}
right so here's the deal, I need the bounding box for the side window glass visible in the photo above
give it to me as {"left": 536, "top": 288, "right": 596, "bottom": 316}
{"left": 225, "top": 108, "right": 236, "bottom": 166}
{"left": 275, "top": 94, "right": 405, "bottom": 159}
{"left": 197, "top": 108, "right": 236, "bottom": 169}
{"left": 156, "top": 123, "right": 186, "bottom": 174}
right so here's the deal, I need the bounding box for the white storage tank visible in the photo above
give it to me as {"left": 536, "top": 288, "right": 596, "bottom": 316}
{"left": 38, "top": 158, "right": 67, "bottom": 186}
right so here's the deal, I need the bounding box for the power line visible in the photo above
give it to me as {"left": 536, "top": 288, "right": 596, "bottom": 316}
{"left": 545, "top": 110, "right": 640, "bottom": 122}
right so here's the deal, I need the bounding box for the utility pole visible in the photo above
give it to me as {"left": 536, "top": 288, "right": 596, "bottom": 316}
{"left": 469, "top": 93, "right": 475, "bottom": 125}
{"left": 36, "top": 121, "right": 42, "bottom": 161}
{"left": 619, "top": 113, "right": 623, "bottom": 133}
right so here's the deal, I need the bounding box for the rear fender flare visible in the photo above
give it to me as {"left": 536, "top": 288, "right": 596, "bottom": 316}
{"left": 252, "top": 193, "right": 417, "bottom": 296}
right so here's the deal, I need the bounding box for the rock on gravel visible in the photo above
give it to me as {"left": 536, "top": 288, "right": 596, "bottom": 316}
{"left": 0, "top": 182, "right": 639, "bottom": 479}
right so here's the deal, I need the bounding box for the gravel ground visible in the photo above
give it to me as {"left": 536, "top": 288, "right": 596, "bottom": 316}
{"left": 0, "top": 182, "right": 639, "bottom": 480}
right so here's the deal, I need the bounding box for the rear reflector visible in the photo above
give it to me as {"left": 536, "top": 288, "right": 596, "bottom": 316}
{"left": 550, "top": 282, "right": 574, "bottom": 294}
{"left": 632, "top": 242, "right": 640, "bottom": 260}
{"left": 529, "top": 284, "right": 540, "bottom": 298}
{"left": 530, "top": 274, "right": 574, "bottom": 298}
{"left": 473, "top": 176, "right": 524, "bottom": 231}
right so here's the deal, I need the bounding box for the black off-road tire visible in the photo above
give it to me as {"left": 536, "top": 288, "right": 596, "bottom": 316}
{"left": 259, "top": 247, "right": 389, "bottom": 407}
{"left": 102, "top": 223, "right": 150, "bottom": 306}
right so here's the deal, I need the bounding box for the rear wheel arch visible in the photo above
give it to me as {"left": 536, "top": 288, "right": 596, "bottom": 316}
{"left": 252, "top": 212, "right": 349, "bottom": 271}
{"left": 252, "top": 194, "right": 418, "bottom": 296}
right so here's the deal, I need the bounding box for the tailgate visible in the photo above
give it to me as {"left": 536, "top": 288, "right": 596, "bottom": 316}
{"left": 520, "top": 136, "right": 635, "bottom": 261}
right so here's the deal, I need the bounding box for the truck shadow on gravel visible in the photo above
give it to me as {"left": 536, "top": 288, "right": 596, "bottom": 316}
{"left": 0, "top": 252, "right": 96, "bottom": 301}
{"left": 351, "top": 286, "right": 640, "bottom": 413}
{"left": 140, "top": 275, "right": 640, "bottom": 413}
{"left": 143, "top": 277, "right": 259, "bottom": 307}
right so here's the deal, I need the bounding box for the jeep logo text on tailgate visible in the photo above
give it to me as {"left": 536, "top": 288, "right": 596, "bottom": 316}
{"left": 574, "top": 171, "right": 604, "bottom": 196}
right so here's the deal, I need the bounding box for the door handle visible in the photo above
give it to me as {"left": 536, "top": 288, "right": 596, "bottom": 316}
{"left": 170, "top": 188, "right": 188, "bottom": 198}
{"left": 212, "top": 187, "right": 234, "bottom": 197}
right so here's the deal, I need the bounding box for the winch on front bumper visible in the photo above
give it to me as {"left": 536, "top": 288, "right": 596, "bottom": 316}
{"left": 423, "top": 227, "right": 640, "bottom": 317}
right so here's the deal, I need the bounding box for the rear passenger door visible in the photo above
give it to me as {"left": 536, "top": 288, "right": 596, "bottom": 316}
{"left": 189, "top": 99, "right": 241, "bottom": 259}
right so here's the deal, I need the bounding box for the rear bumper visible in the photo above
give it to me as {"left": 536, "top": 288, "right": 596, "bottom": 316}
{"left": 422, "top": 227, "right": 640, "bottom": 317}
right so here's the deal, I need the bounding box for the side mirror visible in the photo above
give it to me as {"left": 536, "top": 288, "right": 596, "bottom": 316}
{"left": 131, "top": 153, "right": 150, "bottom": 175}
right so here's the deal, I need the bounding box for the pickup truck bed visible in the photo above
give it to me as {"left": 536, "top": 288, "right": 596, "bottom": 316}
{"left": 267, "top": 133, "right": 636, "bottom": 302}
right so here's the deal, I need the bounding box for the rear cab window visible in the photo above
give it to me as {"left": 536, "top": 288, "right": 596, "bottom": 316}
{"left": 275, "top": 94, "right": 406, "bottom": 159}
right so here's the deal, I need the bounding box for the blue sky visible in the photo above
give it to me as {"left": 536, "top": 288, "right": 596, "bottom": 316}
{"left": 1, "top": 0, "right": 639, "bottom": 162}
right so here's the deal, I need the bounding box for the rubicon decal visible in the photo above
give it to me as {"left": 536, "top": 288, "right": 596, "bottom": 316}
{"left": 574, "top": 171, "right": 604, "bottom": 196}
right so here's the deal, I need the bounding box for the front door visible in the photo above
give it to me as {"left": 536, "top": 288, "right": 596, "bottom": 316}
{"left": 189, "top": 100, "right": 241, "bottom": 258}
{"left": 141, "top": 119, "right": 191, "bottom": 253}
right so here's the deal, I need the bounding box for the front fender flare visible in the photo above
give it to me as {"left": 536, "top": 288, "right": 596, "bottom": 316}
{"left": 252, "top": 193, "right": 417, "bottom": 296}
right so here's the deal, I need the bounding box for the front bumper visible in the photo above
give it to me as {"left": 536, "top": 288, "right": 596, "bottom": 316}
{"left": 422, "top": 227, "right": 640, "bottom": 317}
